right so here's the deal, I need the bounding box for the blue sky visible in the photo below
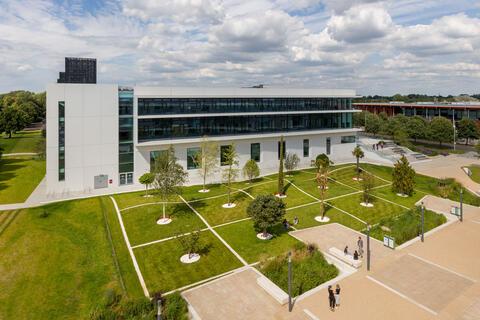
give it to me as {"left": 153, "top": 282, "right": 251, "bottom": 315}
{"left": 0, "top": 0, "right": 479, "bottom": 95}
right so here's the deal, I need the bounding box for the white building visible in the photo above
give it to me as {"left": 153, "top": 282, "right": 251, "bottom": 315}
{"left": 46, "top": 84, "right": 360, "bottom": 195}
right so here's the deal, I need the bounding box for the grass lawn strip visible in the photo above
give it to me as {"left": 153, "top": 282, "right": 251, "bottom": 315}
{"left": 243, "top": 180, "right": 314, "bottom": 208}
{"left": 131, "top": 228, "right": 210, "bottom": 249}
{"left": 215, "top": 219, "right": 301, "bottom": 264}
{"left": 0, "top": 130, "right": 43, "bottom": 154}
{"left": 0, "top": 157, "right": 45, "bottom": 204}
{"left": 465, "top": 165, "right": 480, "bottom": 183}
{"left": 121, "top": 203, "right": 207, "bottom": 246}
{"left": 133, "top": 231, "right": 243, "bottom": 293}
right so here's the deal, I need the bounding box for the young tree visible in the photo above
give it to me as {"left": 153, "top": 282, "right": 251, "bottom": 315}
{"left": 284, "top": 152, "right": 300, "bottom": 176}
{"left": 0, "top": 105, "right": 28, "bottom": 138}
{"left": 428, "top": 117, "right": 454, "bottom": 146}
{"left": 277, "top": 136, "right": 285, "bottom": 196}
{"left": 392, "top": 155, "right": 416, "bottom": 196}
{"left": 222, "top": 144, "right": 239, "bottom": 207}
{"left": 315, "top": 153, "right": 332, "bottom": 172}
{"left": 194, "top": 137, "right": 219, "bottom": 192}
{"left": 139, "top": 172, "right": 155, "bottom": 197}
{"left": 153, "top": 146, "right": 188, "bottom": 224}
{"left": 361, "top": 172, "right": 375, "bottom": 206}
{"left": 406, "top": 116, "right": 427, "bottom": 142}
{"left": 316, "top": 165, "right": 329, "bottom": 220}
{"left": 247, "top": 194, "right": 286, "bottom": 238}
{"left": 352, "top": 146, "right": 364, "bottom": 179}
{"left": 243, "top": 159, "right": 260, "bottom": 183}
{"left": 457, "top": 118, "right": 479, "bottom": 145}
{"left": 176, "top": 229, "right": 202, "bottom": 260}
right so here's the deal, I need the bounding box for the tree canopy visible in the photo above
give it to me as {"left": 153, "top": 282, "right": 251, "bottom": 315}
{"left": 392, "top": 155, "right": 416, "bottom": 196}
{"left": 457, "top": 118, "right": 479, "bottom": 145}
{"left": 247, "top": 195, "right": 286, "bottom": 236}
{"left": 428, "top": 117, "right": 454, "bottom": 146}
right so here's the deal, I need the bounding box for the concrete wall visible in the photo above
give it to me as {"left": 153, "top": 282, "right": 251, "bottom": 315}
{"left": 134, "top": 132, "right": 357, "bottom": 186}
{"left": 46, "top": 84, "right": 118, "bottom": 194}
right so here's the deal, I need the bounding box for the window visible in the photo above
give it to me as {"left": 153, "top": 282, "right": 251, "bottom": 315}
{"left": 187, "top": 147, "right": 201, "bottom": 169}
{"left": 341, "top": 136, "right": 356, "bottom": 144}
{"left": 303, "top": 139, "right": 309, "bottom": 157}
{"left": 120, "top": 173, "right": 134, "bottom": 185}
{"left": 220, "top": 145, "right": 230, "bottom": 166}
{"left": 150, "top": 150, "right": 168, "bottom": 172}
{"left": 250, "top": 143, "right": 260, "bottom": 162}
{"left": 277, "top": 140, "right": 286, "bottom": 159}
{"left": 58, "top": 101, "right": 65, "bottom": 181}
{"left": 326, "top": 137, "right": 331, "bottom": 155}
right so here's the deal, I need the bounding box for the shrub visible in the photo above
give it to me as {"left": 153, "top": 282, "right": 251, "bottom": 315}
{"left": 163, "top": 292, "right": 188, "bottom": 320}
{"left": 38, "top": 209, "right": 50, "bottom": 218}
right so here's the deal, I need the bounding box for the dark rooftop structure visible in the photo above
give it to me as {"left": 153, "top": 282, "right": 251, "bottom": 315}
{"left": 57, "top": 57, "right": 96, "bottom": 84}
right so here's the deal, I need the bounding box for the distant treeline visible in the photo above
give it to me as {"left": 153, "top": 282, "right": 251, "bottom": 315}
{"left": 0, "top": 91, "right": 46, "bottom": 138}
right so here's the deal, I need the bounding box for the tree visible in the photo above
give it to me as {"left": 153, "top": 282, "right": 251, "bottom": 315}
{"left": 222, "top": 144, "right": 239, "bottom": 207}
{"left": 315, "top": 154, "right": 332, "bottom": 220}
{"left": 365, "top": 113, "right": 382, "bottom": 136}
{"left": 361, "top": 172, "right": 375, "bottom": 205}
{"left": 393, "top": 128, "right": 411, "bottom": 147}
{"left": 139, "top": 172, "right": 155, "bottom": 197}
{"left": 428, "top": 117, "right": 454, "bottom": 146}
{"left": 406, "top": 116, "right": 427, "bottom": 142}
{"left": 284, "top": 152, "right": 300, "bottom": 175}
{"left": 176, "top": 229, "right": 202, "bottom": 259}
{"left": 243, "top": 159, "right": 260, "bottom": 182}
{"left": 277, "top": 136, "right": 285, "bottom": 196}
{"left": 0, "top": 105, "right": 28, "bottom": 138}
{"left": 153, "top": 146, "right": 188, "bottom": 223}
{"left": 194, "top": 137, "right": 218, "bottom": 192}
{"left": 457, "top": 118, "right": 479, "bottom": 145}
{"left": 315, "top": 153, "right": 332, "bottom": 172}
{"left": 247, "top": 195, "right": 286, "bottom": 238}
{"left": 351, "top": 146, "right": 364, "bottom": 179}
{"left": 476, "top": 141, "right": 480, "bottom": 158}
{"left": 392, "top": 155, "right": 416, "bottom": 196}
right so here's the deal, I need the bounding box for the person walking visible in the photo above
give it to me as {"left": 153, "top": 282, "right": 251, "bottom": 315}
{"left": 328, "top": 285, "right": 336, "bottom": 311}
{"left": 357, "top": 236, "right": 364, "bottom": 258}
{"left": 335, "top": 284, "right": 341, "bottom": 307}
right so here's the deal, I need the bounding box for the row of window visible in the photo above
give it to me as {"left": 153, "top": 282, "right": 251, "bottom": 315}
{"left": 138, "top": 113, "right": 353, "bottom": 141}
{"left": 138, "top": 98, "right": 353, "bottom": 115}
{"left": 147, "top": 136, "right": 358, "bottom": 171}
{"left": 58, "top": 101, "right": 65, "bottom": 181}
{"left": 119, "top": 89, "right": 134, "bottom": 183}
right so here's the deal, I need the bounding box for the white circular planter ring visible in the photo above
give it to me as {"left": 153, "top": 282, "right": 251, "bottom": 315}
{"left": 360, "top": 202, "right": 374, "bottom": 208}
{"left": 198, "top": 189, "right": 210, "bottom": 193}
{"left": 314, "top": 216, "right": 330, "bottom": 223}
{"left": 157, "top": 218, "right": 172, "bottom": 225}
{"left": 143, "top": 194, "right": 154, "bottom": 198}
{"left": 317, "top": 186, "right": 329, "bottom": 189}
{"left": 257, "top": 233, "right": 273, "bottom": 240}
{"left": 275, "top": 194, "right": 287, "bottom": 199}
{"left": 222, "top": 203, "right": 237, "bottom": 209}
{"left": 396, "top": 193, "right": 408, "bottom": 198}
{"left": 180, "top": 253, "right": 200, "bottom": 264}
{"left": 352, "top": 177, "right": 363, "bottom": 181}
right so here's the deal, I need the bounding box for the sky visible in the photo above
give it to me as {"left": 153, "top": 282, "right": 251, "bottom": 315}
{"left": 0, "top": 0, "right": 479, "bottom": 96}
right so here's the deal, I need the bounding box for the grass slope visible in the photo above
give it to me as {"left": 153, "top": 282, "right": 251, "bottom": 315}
{"left": 0, "top": 130, "right": 43, "bottom": 154}
{"left": 0, "top": 157, "right": 45, "bottom": 204}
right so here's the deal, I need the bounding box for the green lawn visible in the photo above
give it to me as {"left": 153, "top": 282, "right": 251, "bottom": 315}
{"left": 134, "top": 231, "right": 242, "bottom": 292}
{"left": 190, "top": 191, "right": 251, "bottom": 226}
{"left": 291, "top": 177, "right": 357, "bottom": 200}
{"left": 122, "top": 203, "right": 206, "bottom": 246}
{"left": 0, "top": 157, "right": 45, "bottom": 204}
{"left": 330, "top": 165, "right": 387, "bottom": 188}
{"left": 0, "top": 130, "right": 44, "bottom": 154}
{"left": 371, "top": 185, "right": 425, "bottom": 208}
{"left": 215, "top": 220, "right": 301, "bottom": 263}
{"left": 465, "top": 165, "right": 480, "bottom": 184}
{"left": 113, "top": 190, "right": 180, "bottom": 211}
{"left": 244, "top": 180, "right": 315, "bottom": 208}
{"left": 0, "top": 197, "right": 138, "bottom": 320}
{"left": 327, "top": 193, "right": 406, "bottom": 225}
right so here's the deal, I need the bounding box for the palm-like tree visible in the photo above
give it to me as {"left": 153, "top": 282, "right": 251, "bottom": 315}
{"left": 352, "top": 146, "right": 365, "bottom": 180}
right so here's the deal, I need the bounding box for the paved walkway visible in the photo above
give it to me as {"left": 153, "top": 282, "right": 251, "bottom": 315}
{"left": 412, "top": 154, "right": 480, "bottom": 195}
{"left": 184, "top": 196, "right": 480, "bottom": 320}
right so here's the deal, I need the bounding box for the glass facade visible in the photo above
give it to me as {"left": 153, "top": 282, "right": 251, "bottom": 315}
{"left": 187, "top": 147, "right": 201, "bottom": 169}
{"left": 250, "top": 143, "right": 260, "bottom": 162}
{"left": 326, "top": 137, "right": 331, "bottom": 155}
{"left": 119, "top": 88, "right": 134, "bottom": 184}
{"left": 138, "top": 113, "right": 352, "bottom": 142}
{"left": 341, "top": 135, "right": 356, "bottom": 143}
{"left": 58, "top": 101, "right": 65, "bottom": 181}
{"left": 303, "top": 139, "right": 309, "bottom": 157}
{"left": 138, "top": 98, "right": 352, "bottom": 115}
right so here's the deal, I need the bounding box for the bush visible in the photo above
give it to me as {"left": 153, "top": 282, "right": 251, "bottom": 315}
{"left": 258, "top": 245, "right": 338, "bottom": 296}
{"left": 38, "top": 209, "right": 50, "bottom": 218}
{"left": 163, "top": 292, "right": 188, "bottom": 320}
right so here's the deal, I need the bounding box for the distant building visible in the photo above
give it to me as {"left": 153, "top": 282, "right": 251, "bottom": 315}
{"left": 57, "top": 57, "right": 96, "bottom": 84}
{"left": 353, "top": 102, "right": 480, "bottom": 121}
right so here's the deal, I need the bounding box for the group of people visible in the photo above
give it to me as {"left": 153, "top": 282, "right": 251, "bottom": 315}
{"left": 343, "top": 236, "right": 364, "bottom": 260}
{"left": 327, "top": 284, "right": 341, "bottom": 311}
{"left": 282, "top": 216, "right": 299, "bottom": 230}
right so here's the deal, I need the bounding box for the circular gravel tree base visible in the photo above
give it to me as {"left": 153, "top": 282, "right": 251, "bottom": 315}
{"left": 256, "top": 233, "right": 273, "bottom": 240}
{"left": 157, "top": 218, "right": 172, "bottom": 225}
{"left": 352, "top": 177, "right": 363, "bottom": 181}
{"left": 315, "top": 216, "right": 330, "bottom": 223}
{"left": 396, "top": 193, "right": 408, "bottom": 197}
{"left": 317, "top": 186, "right": 329, "bottom": 189}
{"left": 143, "top": 194, "right": 154, "bottom": 198}
{"left": 222, "top": 203, "right": 237, "bottom": 209}
{"left": 360, "top": 202, "right": 374, "bottom": 208}
{"left": 180, "top": 253, "right": 200, "bottom": 264}
{"left": 198, "top": 189, "right": 210, "bottom": 193}
{"left": 275, "top": 194, "right": 287, "bottom": 199}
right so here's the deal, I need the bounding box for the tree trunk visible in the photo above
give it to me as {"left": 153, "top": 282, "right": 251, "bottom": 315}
{"left": 8, "top": 131, "right": 11, "bottom": 138}
{"left": 145, "top": 185, "right": 148, "bottom": 196}
{"left": 203, "top": 167, "right": 207, "bottom": 191}
{"left": 163, "top": 202, "right": 166, "bottom": 220}
{"left": 356, "top": 157, "right": 359, "bottom": 178}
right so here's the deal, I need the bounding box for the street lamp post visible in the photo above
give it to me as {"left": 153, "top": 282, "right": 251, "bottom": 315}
{"left": 157, "top": 299, "right": 162, "bottom": 320}
{"left": 421, "top": 202, "right": 425, "bottom": 242}
{"left": 460, "top": 188, "right": 463, "bottom": 222}
{"left": 288, "top": 251, "right": 292, "bottom": 312}
{"left": 366, "top": 225, "right": 371, "bottom": 271}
